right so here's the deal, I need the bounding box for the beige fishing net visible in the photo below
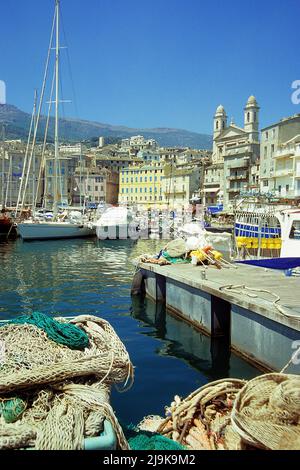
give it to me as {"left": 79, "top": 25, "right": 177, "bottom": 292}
{"left": 149, "top": 374, "right": 300, "bottom": 451}
{"left": 155, "top": 378, "right": 246, "bottom": 450}
{"left": 231, "top": 373, "right": 300, "bottom": 450}
{"left": 0, "top": 315, "right": 134, "bottom": 450}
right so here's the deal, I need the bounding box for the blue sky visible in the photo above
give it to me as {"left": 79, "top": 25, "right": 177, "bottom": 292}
{"left": 1, "top": 0, "right": 300, "bottom": 134}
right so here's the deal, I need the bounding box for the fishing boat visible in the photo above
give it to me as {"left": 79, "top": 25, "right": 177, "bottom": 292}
{"left": 277, "top": 208, "right": 300, "bottom": 257}
{"left": 235, "top": 201, "right": 300, "bottom": 269}
{"left": 17, "top": 0, "right": 95, "bottom": 241}
{"left": 235, "top": 206, "right": 282, "bottom": 259}
{"left": 0, "top": 210, "right": 13, "bottom": 238}
{"left": 0, "top": 207, "right": 18, "bottom": 239}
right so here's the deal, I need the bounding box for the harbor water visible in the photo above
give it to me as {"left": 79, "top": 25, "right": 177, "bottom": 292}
{"left": 0, "top": 238, "right": 260, "bottom": 425}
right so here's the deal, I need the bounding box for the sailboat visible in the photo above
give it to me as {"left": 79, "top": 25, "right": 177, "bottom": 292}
{"left": 17, "top": 0, "right": 95, "bottom": 241}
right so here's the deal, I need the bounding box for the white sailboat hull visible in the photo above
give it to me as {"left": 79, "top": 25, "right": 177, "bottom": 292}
{"left": 17, "top": 222, "right": 95, "bottom": 241}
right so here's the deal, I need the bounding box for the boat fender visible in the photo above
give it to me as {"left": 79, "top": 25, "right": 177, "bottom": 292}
{"left": 131, "top": 270, "right": 145, "bottom": 296}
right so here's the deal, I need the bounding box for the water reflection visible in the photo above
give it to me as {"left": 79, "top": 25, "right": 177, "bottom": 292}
{"left": 0, "top": 238, "right": 135, "bottom": 318}
{"left": 131, "top": 295, "right": 258, "bottom": 382}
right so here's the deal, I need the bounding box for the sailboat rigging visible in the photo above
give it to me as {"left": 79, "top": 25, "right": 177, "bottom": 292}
{"left": 17, "top": 0, "right": 95, "bottom": 240}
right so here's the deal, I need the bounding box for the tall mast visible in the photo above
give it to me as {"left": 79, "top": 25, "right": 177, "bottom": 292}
{"left": 1, "top": 125, "right": 5, "bottom": 209}
{"left": 5, "top": 153, "right": 12, "bottom": 208}
{"left": 32, "top": 89, "right": 38, "bottom": 209}
{"left": 17, "top": 3, "right": 56, "bottom": 215}
{"left": 53, "top": 0, "right": 60, "bottom": 217}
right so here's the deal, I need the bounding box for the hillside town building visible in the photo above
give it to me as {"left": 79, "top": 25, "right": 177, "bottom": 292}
{"left": 2, "top": 103, "right": 300, "bottom": 211}
{"left": 260, "top": 115, "right": 300, "bottom": 202}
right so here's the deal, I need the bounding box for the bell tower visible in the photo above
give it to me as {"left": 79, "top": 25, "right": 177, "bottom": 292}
{"left": 244, "top": 95, "right": 259, "bottom": 142}
{"left": 213, "top": 105, "right": 227, "bottom": 162}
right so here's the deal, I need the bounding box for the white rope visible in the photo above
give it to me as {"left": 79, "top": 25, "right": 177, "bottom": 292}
{"left": 219, "top": 284, "right": 300, "bottom": 320}
{"left": 280, "top": 346, "right": 300, "bottom": 373}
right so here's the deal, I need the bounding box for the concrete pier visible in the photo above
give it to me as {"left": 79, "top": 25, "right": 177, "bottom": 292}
{"left": 136, "top": 262, "right": 300, "bottom": 373}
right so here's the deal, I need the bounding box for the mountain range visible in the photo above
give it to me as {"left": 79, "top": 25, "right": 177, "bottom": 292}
{"left": 0, "top": 104, "right": 212, "bottom": 149}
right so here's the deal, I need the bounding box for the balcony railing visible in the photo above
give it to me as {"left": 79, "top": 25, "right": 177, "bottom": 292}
{"left": 274, "top": 169, "right": 294, "bottom": 177}
{"left": 227, "top": 161, "right": 249, "bottom": 169}
{"left": 228, "top": 174, "right": 248, "bottom": 180}
{"left": 276, "top": 145, "right": 300, "bottom": 158}
{"left": 275, "top": 149, "right": 293, "bottom": 158}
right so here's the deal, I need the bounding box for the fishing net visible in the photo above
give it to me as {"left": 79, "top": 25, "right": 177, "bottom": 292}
{"left": 123, "top": 420, "right": 185, "bottom": 451}
{"left": 10, "top": 311, "right": 89, "bottom": 350}
{"left": 148, "top": 374, "right": 300, "bottom": 451}
{"left": 231, "top": 373, "right": 300, "bottom": 450}
{"left": 0, "top": 314, "right": 134, "bottom": 450}
{"left": 128, "top": 433, "right": 185, "bottom": 451}
{"left": 164, "top": 239, "right": 186, "bottom": 258}
{"left": 155, "top": 379, "right": 246, "bottom": 450}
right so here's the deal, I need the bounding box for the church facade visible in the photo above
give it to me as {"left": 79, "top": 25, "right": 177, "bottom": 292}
{"left": 203, "top": 96, "right": 260, "bottom": 209}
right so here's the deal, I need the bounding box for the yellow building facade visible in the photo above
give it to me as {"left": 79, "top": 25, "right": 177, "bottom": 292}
{"left": 118, "top": 162, "right": 166, "bottom": 207}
